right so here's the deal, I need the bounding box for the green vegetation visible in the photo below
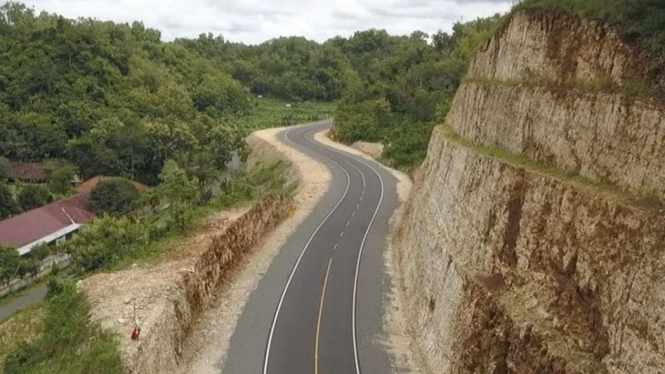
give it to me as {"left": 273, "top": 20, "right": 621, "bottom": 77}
{"left": 2, "top": 281, "right": 122, "bottom": 374}
{"left": 0, "top": 246, "right": 19, "bottom": 286}
{"left": 0, "top": 2, "right": 252, "bottom": 185}
{"left": 89, "top": 178, "right": 140, "bottom": 215}
{"left": 0, "top": 1, "right": 508, "bottom": 177}
{"left": 332, "top": 16, "right": 504, "bottom": 171}
{"left": 236, "top": 98, "right": 335, "bottom": 130}
{"left": 0, "top": 302, "right": 44, "bottom": 367}
{"left": 66, "top": 159, "right": 292, "bottom": 273}
{"left": 467, "top": 76, "right": 656, "bottom": 100}
{"left": 48, "top": 166, "right": 75, "bottom": 196}
{"left": 0, "top": 184, "right": 18, "bottom": 219}
{"left": 0, "top": 159, "right": 9, "bottom": 181}
{"left": 440, "top": 125, "right": 664, "bottom": 209}
{"left": 515, "top": 0, "right": 665, "bottom": 58}
{"left": 16, "top": 185, "right": 52, "bottom": 212}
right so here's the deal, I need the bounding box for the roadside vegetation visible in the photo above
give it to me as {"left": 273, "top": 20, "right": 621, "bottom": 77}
{"left": 76, "top": 160, "right": 292, "bottom": 273}
{"left": 0, "top": 302, "right": 44, "bottom": 370}
{"left": 331, "top": 16, "right": 504, "bottom": 171}
{"left": 2, "top": 280, "right": 122, "bottom": 374}
{"left": 8, "top": 0, "right": 664, "bottom": 371}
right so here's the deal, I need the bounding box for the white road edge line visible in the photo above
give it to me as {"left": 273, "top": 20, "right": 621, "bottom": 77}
{"left": 311, "top": 129, "right": 387, "bottom": 374}
{"left": 263, "top": 124, "right": 351, "bottom": 374}
{"left": 346, "top": 157, "right": 385, "bottom": 374}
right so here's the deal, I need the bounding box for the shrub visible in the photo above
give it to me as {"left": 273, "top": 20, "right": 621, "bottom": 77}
{"left": 48, "top": 165, "right": 76, "bottom": 195}
{"left": 0, "top": 156, "right": 10, "bottom": 181}
{"left": 0, "top": 245, "right": 20, "bottom": 286}
{"left": 17, "top": 184, "right": 53, "bottom": 211}
{"left": 0, "top": 182, "right": 19, "bottom": 219}
{"left": 65, "top": 216, "right": 148, "bottom": 272}
{"left": 3, "top": 281, "right": 123, "bottom": 374}
{"left": 89, "top": 178, "right": 140, "bottom": 215}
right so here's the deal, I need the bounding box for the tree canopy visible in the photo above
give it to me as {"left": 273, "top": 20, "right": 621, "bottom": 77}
{"left": 89, "top": 177, "right": 140, "bottom": 215}
{"left": 0, "top": 1, "right": 505, "bottom": 177}
{"left": 17, "top": 184, "right": 53, "bottom": 211}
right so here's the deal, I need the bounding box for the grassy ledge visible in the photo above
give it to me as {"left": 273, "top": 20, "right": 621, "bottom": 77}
{"left": 465, "top": 77, "right": 659, "bottom": 103}
{"left": 438, "top": 125, "right": 663, "bottom": 210}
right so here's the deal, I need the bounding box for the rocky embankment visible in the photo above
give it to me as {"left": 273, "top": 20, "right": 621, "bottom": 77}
{"left": 80, "top": 133, "right": 298, "bottom": 374}
{"left": 396, "top": 10, "right": 665, "bottom": 374}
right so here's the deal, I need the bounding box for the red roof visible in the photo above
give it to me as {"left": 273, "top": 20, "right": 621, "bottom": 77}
{"left": 76, "top": 176, "right": 149, "bottom": 194}
{"left": 0, "top": 193, "right": 96, "bottom": 248}
{"left": 9, "top": 162, "right": 50, "bottom": 181}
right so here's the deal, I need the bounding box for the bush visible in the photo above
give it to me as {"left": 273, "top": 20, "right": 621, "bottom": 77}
{"left": 65, "top": 216, "right": 148, "bottom": 272}
{"left": 3, "top": 281, "right": 123, "bottom": 374}
{"left": 30, "top": 242, "right": 52, "bottom": 261}
{"left": 89, "top": 178, "right": 140, "bottom": 215}
{"left": 0, "top": 156, "right": 10, "bottom": 181}
{"left": 17, "top": 184, "right": 53, "bottom": 211}
{"left": 0, "top": 182, "right": 19, "bottom": 219}
{"left": 48, "top": 165, "right": 76, "bottom": 195}
{"left": 0, "top": 245, "right": 20, "bottom": 286}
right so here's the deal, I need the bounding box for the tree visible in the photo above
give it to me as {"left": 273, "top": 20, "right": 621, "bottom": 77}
{"left": 0, "top": 156, "right": 10, "bottom": 181}
{"left": 0, "top": 246, "right": 20, "bottom": 286}
{"left": 89, "top": 178, "right": 140, "bottom": 215}
{"left": 158, "top": 160, "right": 199, "bottom": 204}
{"left": 0, "top": 182, "right": 19, "bottom": 219}
{"left": 48, "top": 165, "right": 76, "bottom": 195}
{"left": 66, "top": 215, "right": 148, "bottom": 272}
{"left": 17, "top": 184, "right": 53, "bottom": 211}
{"left": 157, "top": 160, "right": 199, "bottom": 232}
{"left": 31, "top": 242, "right": 53, "bottom": 261}
{"left": 18, "top": 258, "right": 38, "bottom": 279}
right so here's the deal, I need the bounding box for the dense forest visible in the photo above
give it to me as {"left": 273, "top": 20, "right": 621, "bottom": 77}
{"left": 0, "top": 1, "right": 502, "bottom": 185}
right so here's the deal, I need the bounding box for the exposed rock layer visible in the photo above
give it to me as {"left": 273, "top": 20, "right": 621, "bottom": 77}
{"left": 397, "top": 11, "right": 665, "bottom": 374}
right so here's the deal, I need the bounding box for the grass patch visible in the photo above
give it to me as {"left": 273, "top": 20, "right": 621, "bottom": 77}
{"left": 2, "top": 281, "right": 122, "bottom": 374}
{"left": 235, "top": 98, "right": 335, "bottom": 135}
{"left": 439, "top": 125, "right": 663, "bottom": 209}
{"left": 0, "top": 303, "right": 45, "bottom": 369}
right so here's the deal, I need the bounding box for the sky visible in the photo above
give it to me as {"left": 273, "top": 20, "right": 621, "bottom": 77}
{"left": 21, "top": 0, "right": 514, "bottom": 44}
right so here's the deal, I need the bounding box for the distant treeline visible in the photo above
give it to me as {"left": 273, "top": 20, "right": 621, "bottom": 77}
{"left": 0, "top": 1, "right": 504, "bottom": 178}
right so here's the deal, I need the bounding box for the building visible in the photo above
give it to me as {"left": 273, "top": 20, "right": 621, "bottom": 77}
{"left": 0, "top": 176, "right": 148, "bottom": 256}
{"left": 8, "top": 161, "right": 81, "bottom": 184}
{"left": 9, "top": 162, "right": 52, "bottom": 183}
{"left": 0, "top": 192, "right": 96, "bottom": 255}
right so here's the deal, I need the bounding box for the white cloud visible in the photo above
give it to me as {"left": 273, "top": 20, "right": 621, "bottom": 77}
{"left": 21, "top": 0, "right": 513, "bottom": 44}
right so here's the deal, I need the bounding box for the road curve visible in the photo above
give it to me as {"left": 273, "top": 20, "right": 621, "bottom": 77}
{"left": 224, "top": 121, "right": 398, "bottom": 374}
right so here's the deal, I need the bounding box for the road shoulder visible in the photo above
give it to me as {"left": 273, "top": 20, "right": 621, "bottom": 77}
{"left": 176, "top": 126, "right": 332, "bottom": 374}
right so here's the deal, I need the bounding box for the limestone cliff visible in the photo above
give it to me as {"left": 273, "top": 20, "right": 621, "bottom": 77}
{"left": 397, "top": 10, "right": 665, "bottom": 374}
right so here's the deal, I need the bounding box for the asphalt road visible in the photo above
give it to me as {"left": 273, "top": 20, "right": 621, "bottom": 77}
{"left": 224, "top": 121, "right": 398, "bottom": 374}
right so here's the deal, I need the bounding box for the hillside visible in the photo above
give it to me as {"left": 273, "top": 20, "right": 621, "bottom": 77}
{"left": 394, "top": 8, "right": 665, "bottom": 374}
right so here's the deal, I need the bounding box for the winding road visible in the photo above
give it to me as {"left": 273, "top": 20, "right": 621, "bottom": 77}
{"left": 224, "top": 121, "right": 399, "bottom": 374}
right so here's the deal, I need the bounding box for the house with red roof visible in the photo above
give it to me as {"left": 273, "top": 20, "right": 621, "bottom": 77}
{"left": 0, "top": 192, "right": 96, "bottom": 255}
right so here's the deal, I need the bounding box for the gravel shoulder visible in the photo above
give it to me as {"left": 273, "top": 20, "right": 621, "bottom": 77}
{"left": 175, "top": 126, "right": 331, "bottom": 374}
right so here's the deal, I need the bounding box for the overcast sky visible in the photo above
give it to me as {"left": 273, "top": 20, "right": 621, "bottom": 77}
{"left": 21, "top": 0, "right": 514, "bottom": 44}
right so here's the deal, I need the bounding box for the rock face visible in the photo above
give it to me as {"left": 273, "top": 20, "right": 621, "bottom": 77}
{"left": 396, "top": 11, "right": 665, "bottom": 374}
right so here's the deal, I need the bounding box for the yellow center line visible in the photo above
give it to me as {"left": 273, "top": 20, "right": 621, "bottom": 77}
{"left": 315, "top": 258, "right": 333, "bottom": 374}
